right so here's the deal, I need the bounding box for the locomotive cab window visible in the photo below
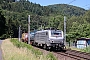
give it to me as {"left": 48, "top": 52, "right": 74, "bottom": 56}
{"left": 51, "top": 30, "right": 62, "bottom": 37}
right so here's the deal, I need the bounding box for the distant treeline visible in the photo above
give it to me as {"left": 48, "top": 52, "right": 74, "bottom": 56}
{"left": 0, "top": 0, "right": 90, "bottom": 43}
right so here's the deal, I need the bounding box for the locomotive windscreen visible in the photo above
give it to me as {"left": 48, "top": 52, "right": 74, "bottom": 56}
{"left": 51, "top": 30, "right": 62, "bottom": 37}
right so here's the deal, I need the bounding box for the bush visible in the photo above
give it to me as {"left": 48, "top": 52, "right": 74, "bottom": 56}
{"left": 0, "top": 34, "right": 7, "bottom": 39}
{"left": 81, "top": 46, "right": 90, "bottom": 53}
{"left": 46, "top": 53, "right": 57, "bottom": 60}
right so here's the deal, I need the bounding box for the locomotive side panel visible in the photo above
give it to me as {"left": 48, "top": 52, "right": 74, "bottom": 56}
{"left": 34, "top": 31, "right": 49, "bottom": 44}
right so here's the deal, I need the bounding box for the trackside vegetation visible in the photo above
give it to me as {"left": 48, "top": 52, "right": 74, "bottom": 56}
{"left": 46, "top": 53, "right": 57, "bottom": 60}
{"left": 10, "top": 38, "right": 57, "bottom": 60}
{"left": 81, "top": 46, "right": 90, "bottom": 53}
{"left": 69, "top": 46, "right": 90, "bottom": 53}
{"left": 10, "top": 38, "right": 42, "bottom": 58}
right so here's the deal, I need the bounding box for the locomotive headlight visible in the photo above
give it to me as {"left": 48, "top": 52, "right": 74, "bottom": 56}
{"left": 48, "top": 39, "right": 54, "bottom": 43}
{"left": 51, "top": 40, "right": 54, "bottom": 43}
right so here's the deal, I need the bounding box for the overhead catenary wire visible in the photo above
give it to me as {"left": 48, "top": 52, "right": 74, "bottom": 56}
{"left": 82, "top": 4, "right": 90, "bottom": 7}
{"left": 68, "top": 0, "right": 90, "bottom": 9}
{"left": 68, "top": 0, "right": 90, "bottom": 8}
{"left": 82, "top": 4, "right": 90, "bottom": 9}
{"left": 68, "top": 0, "right": 76, "bottom": 4}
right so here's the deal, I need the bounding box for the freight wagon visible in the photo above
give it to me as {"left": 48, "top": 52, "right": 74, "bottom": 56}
{"left": 22, "top": 31, "right": 36, "bottom": 44}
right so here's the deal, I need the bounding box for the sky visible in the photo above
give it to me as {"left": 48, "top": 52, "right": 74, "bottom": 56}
{"left": 29, "top": 0, "right": 90, "bottom": 10}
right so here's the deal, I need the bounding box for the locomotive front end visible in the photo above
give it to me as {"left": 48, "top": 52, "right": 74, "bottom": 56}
{"left": 48, "top": 30, "right": 65, "bottom": 50}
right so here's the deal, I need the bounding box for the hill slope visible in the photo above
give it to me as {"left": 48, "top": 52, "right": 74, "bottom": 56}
{"left": 0, "top": 1, "right": 87, "bottom": 38}
{"left": 0, "top": 1, "right": 86, "bottom": 16}
{"left": 48, "top": 4, "right": 86, "bottom": 16}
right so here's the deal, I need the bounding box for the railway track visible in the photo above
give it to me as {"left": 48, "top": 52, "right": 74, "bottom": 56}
{"left": 33, "top": 45, "right": 90, "bottom": 60}
{"left": 21, "top": 41, "right": 90, "bottom": 60}
{"left": 22, "top": 40, "right": 90, "bottom": 60}
{"left": 54, "top": 49, "right": 90, "bottom": 60}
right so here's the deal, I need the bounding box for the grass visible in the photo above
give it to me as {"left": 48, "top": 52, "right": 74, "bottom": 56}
{"left": 68, "top": 47, "right": 81, "bottom": 51}
{"left": 68, "top": 46, "right": 90, "bottom": 53}
{"left": 1, "top": 38, "right": 57, "bottom": 60}
{"left": 10, "top": 38, "right": 43, "bottom": 58}
{"left": 81, "top": 46, "right": 90, "bottom": 53}
{"left": 46, "top": 53, "right": 57, "bottom": 60}
{"left": 1, "top": 39, "right": 39, "bottom": 60}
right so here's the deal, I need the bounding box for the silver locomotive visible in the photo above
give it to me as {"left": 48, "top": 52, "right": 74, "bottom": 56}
{"left": 33, "top": 29, "right": 65, "bottom": 50}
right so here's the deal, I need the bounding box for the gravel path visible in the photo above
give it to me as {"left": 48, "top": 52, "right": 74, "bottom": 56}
{"left": 0, "top": 40, "right": 3, "bottom": 60}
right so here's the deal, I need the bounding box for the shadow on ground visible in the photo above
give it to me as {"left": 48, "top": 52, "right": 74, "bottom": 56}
{"left": 0, "top": 38, "right": 6, "bottom": 40}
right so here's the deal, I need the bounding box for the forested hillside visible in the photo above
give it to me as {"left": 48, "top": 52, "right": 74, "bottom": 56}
{"left": 48, "top": 4, "right": 86, "bottom": 16}
{"left": 0, "top": 0, "right": 90, "bottom": 43}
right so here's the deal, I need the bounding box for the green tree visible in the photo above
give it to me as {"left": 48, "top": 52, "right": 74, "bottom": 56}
{"left": 0, "top": 10, "right": 7, "bottom": 37}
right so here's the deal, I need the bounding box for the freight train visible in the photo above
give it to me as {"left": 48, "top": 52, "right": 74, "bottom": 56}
{"left": 21, "top": 31, "right": 36, "bottom": 44}
{"left": 22, "top": 29, "right": 66, "bottom": 50}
